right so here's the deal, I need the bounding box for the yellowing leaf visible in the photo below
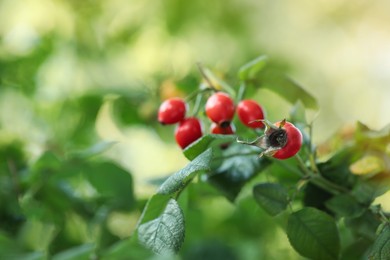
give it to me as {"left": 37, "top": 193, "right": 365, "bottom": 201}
{"left": 350, "top": 155, "right": 385, "bottom": 176}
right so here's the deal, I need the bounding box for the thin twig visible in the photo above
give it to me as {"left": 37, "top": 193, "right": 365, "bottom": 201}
{"left": 196, "top": 62, "right": 217, "bottom": 91}
{"left": 295, "top": 154, "right": 349, "bottom": 194}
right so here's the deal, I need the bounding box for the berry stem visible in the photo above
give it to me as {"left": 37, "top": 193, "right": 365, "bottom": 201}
{"left": 270, "top": 157, "right": 303, "bottom": 177}
{"left": 185, "top": 87, "right": 215, "bottom": 102}
{"left": 196, "top": 62, "right": 236, "bottom": 97}
{"left": 191, "top": 93, "right": 203, "bottom": 117}
{"left": 377, "top": 208, "right": 390, "bottom": 223}
{"left": 295, "top": 154, "right": 349, "bottom": 195}
{"left": 236, "top": 82, "right": 247, "bottom": 102}
{"left": 196, "top": 62, "right": 218, "bottom": 91}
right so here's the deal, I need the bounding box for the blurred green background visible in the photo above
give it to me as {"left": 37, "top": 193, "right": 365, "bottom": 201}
{"left": 2, "top": 0, "right": 390, "bottom": 173}
{"left": 1, "top": 0, "right": 390, "bottom": 259}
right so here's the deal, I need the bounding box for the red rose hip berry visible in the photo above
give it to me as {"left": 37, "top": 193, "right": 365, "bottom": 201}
{"left": 272, "top": 120, "right": 302, "bottom": 159}
{"left": 175, "top": 117, "right": 203, "bottom": 149}
{"left": 210, "top": 122, "right": 235, "bottom": 135}
{"left": 158, "top": 98, "right": 187, "bottom": 125}
{"left": 205, "top": 92, "right": 235, "bottom": 126}
{"left": 237, "top": 100, "right": 265, "bottom": 128}
{"left": 237, "top": 119, "right": 302, "bottom": 160}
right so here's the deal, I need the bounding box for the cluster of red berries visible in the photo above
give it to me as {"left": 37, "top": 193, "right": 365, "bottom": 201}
{"left": 157, "top": 97, "right": 201, "bottom": 149}
{"left": 205, "top": 92, "right": 266, "bottom": 133}
{"left": 158, "top": 91, "right": 302, "bottom": 159}
{"left": 158, "top": 92, "right": 264, "bottom": 148}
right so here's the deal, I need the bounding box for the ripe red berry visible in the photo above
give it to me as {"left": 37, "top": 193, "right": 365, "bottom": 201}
{"left": 175, "top": 117, "right": 203, "bottom": 149}
{"left": 236, "top": 119, "right": 302, "bottom": 160}
{"left": 205, "top": 92, "right": 235, "bottom": 126}
{"left": 271, "top": 121, "right": 302, "bottom": 159}
{"left": 210, "top": 122, "right": 235, "bottom": 135}
{"left": 236, "top": 100, "right": 265, "bottom": 128}
{"left": 158, "top": 98, "right": 187, "bottom": 125}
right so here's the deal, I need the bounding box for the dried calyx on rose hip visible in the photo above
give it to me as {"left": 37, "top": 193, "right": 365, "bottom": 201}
{"left": 237, "top": 119, "right": 303, "bottom": 159}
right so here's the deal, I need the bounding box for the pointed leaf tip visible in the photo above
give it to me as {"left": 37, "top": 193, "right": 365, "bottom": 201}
{"left": 287, "top": 207, "right": 340, "bottom": 260}
{"left": 239, "top": 55, "right": 269, "bottom": 81}
{"left": 138, "top": 199, "right": 185, "bottom": 255}
{"left": 158, "top": 148, "right": 212, "bottom": 195}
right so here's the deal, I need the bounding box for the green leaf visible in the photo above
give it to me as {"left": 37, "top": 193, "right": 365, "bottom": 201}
{"left": 355, "top": 122, "right": 390, "bottom": 153}
{"left": 52, "top": 244, "right": 95, "bottom": 260}
{"left": 71, "top": 141, "right": 117, "bottom": 158}
{"left": 207, "top": 144, "right": 271, "bottom": 201}
{"left": 111, "top": 93, "right": 148, "bottom": 126}
{"left": 253, "top": 183, "right": 289, "bottom": 216}
{"left": 182, "top": 239, "right": 240, "bottom": 260}
{"left": 138, "top": 199, "right": 185, "bottom": 255}
{"left": 366, "top": 173, "right": 390, "bottom": 199}
{"left": 238, "top": 55, "right": 268, "bottom": 81}
{"left": 9, "top": 252, "right": 45, "bottom": 260}
{"left": 369, "top": 224, "right": 390, "bottom": 260}
{"left": 341, "top": 238, "right": 371, "bottom": 260}
{"left": 83, "top": 161, "right": 135, "bottom": 209}
{"left": 350, "top": 155, "right": 385, "bottom": 176}
{"left": 202, "top": 67, "right": 235, "bottom": 97}
{"left": 345, "top": 210, "right": 381, "bottom": 241}
{"left": 325, "top": 194, "right": 365, "bottom": 218}
{"left": 352, "top": 176, "right": 390, "bottom": 205}
{"left": 0, "top": 140, "right": 27, "bottom": 173}
{"left": 19, "top": 184, "right": 78, "bottom": 224}
{"left": 27, "top": 151, "right": 62, "bottom": 183}
{"left": 52, "top": 94, "right": 103, "bottom": 148}
{"left": 317, "top": 147, "right": 359, "bottom": 189}
{"left": 138, "top": 194, "right": 171, "bottom": 226}
{"left": 260, "top": 70, "right": 318, "bottom": 109}
{"left": 287, "top": 207, "right": 340, "bottom": 260}
{"left": 303, "top": 183, "right": 333, "bottom": 213}
{"left": 158, "top": 149, "right": 212, "bottom": 195}
{"left": 183, "top": 134, "right": 235, "bottom": 161}
{"left": 0, "top": 232, "right": 21, "bottom": 259}
{"left": 102, "top": 238, "right": 153, "bottom": 259}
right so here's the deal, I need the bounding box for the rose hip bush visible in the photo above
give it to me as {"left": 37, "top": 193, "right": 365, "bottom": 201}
{"left": 1, "top": 56, "right": 389, "bottom": 260}
{"left": 134, "top": 56, "right": 390, "bottom": 260}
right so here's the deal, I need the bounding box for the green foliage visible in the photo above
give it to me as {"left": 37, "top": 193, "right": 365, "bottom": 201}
{"left": 158, "top": 149, "right": 212, "bottom": 195}
{"left": 111, "top": 90, "right": 152, "bottom": 126}
{"left": 135, "top": 149, "right": 212, "bottom": 254}
{"left": 253, "top": 182, "right": 289, "bottom": 216}
{"left": 239, "top": 58, "right": 318, "bottom": 110}
{"left": 0, "top": 36, "right": 54, "bottom": 95}
{"left": 81, "top": 161, "right": 135, "bottom": 209}
{"left": 369, "top": 224, "right": 390, "bottom": 260}
{"left": 207, "top": 144, "right": 271, "bottom": 202}
{"left": 260, "top": 69, "right": 318, "bottom": 109}
{"left": 0, "top": 140, "right": 136, "bottom": 258}
{"left": 126, "top": 61, "right": 390, "bottom": 259}
{"left": 52, "top": 244, "right": 95, "bottom": 260}
{"left": 287, "top": 207, "right": 340, "bottom": 260}
{"left": 325, "top": 194, "right": 365, "bottom": 218}
{"left": 1, "top": 22, "right": 389, "bottom": 259}
{"left": 183, "top": 135, "right": 234, "bottom": 160}
{"left": 138, "top": 199, "right": 185, "bottom": 255}
{"left": 238, "top": 55, "right": 269, "bottom": 81}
